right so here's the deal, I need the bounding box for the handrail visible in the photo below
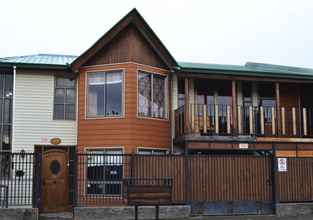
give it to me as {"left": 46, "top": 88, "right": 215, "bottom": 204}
{"left": 175, "top": 104, "right": 313, "bottom": 138}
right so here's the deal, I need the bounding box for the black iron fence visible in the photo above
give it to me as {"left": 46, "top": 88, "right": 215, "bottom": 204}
{"left": 0, "top": 152, "right": 36, "bottom": 207}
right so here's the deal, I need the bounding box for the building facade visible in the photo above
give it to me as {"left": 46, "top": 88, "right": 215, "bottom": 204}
{"left": 1, "top": 8, "right": 313, "bottom": 213}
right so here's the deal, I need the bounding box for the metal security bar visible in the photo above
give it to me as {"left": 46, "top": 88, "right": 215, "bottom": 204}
{"left": 0, "top": 152, "right": 35, "bottom": 207}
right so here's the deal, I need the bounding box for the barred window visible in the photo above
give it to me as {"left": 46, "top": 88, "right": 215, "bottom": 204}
{"left": 86, "top": 149, "right": 123, "bottom": 196}
{"left": 53, "top": 77, "right": 76, "bottom": 120}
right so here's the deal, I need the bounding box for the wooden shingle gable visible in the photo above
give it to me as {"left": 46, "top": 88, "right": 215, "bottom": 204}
{"left": 71, "top": 8, "right": 177, "bottom": 71}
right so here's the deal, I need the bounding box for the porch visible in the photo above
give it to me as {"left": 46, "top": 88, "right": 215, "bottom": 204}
{"left": 174, "top": 77, "right": 313, "bottom": 141}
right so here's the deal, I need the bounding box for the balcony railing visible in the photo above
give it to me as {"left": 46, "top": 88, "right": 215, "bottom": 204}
{"left": 175, "top": 104, "right": 313, "bottom": 138}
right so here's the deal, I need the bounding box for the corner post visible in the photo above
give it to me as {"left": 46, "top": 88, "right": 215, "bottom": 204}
{"left": 232, "top": 80, "right": 238, "bottom": 135}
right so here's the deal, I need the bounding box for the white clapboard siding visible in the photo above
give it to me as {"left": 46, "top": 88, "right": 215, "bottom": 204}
{"left": 12, "top": 73, "right": 77, "bottom": 152}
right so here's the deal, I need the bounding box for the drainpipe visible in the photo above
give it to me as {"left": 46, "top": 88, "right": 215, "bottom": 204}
{"left": 12, "top": 66, "right": 16, "bottom": 152}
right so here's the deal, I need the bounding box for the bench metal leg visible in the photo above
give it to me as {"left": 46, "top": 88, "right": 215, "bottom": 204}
{"left": 135, "top": 205, "right": 138, "bottom": 220}
{"left": 155, "top": 205, "right": 159, "bottom": 220}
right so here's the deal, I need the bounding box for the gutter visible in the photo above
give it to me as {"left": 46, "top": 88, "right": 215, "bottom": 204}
{"left": 0, "top": 62, "right": 71, "bottom": 71}
{"left": 178, "top": 67, "right": 313, "bottom": 81}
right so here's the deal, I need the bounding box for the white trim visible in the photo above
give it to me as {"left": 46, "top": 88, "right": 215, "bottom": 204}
{"left": 136, "top": 147, "right": 169, "bottom": 154}
{"left": 84, "top": 69, "right": 126, "bottom": 120}
{"left": 82, "top": 61, "right": 169, "bottom": 72}
{"left": 136, "top": 68, "right": 169, "bottom": 121}
{"left": 11, "top": 66, "right": 16, "bottom": 153}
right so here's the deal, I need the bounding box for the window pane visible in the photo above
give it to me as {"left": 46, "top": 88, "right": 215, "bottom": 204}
{"left": 64, "top": 78, "right": 75, "bottom": 87}
{"left": 4, "top": 74, "right": 13, "bottom": 99}
{"left": 66, "top": 89, "right": 75, "bottom": 104}
{"left": 65, "top": 104, "right": 75, "bottom": 120}
{"left": 88, "top": 73, "right": 105, "bottom": 117}
{"left": 138, "top": 72, "right": 151, "bottom": 117}
{"left": 152, "top": 75, "right": 165, "bottom": 118}
{"left": 4, "top": 99, "right": 11, "bottom": 124}
{"left": 54, "top": 104, "right": 64, "bottom": 120}
{"left": 106, "top": 72, "right": 122, "bottom": 116}
{"left": 2, "top": 125, "right": 11, "bottom": 151}
{"left": 55, "top": 89, "right": 65, "bottom": 104}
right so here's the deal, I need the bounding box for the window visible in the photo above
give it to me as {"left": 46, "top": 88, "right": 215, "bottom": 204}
{"left": 54, "top": 77, "right": 76, "bottom": 120}
{"left": 87, "top": 71, "right": 123, "bottom": 117}
{"left": 138, "top": 71, "right": 167, "bottom": 119}
{"left": 137, "top": 148, "right": 168, "bottom": 155}
{"left": 86, "top": 149, "right": 123, "bottom": 196}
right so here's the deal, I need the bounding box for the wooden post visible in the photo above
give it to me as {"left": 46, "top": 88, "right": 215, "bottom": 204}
{"left": 203, "top": 105, "right": 207, "bottom": 133}
{"left": 303, "top": 108, "right": 308, "bottom": 136}
{"left": 271, "top": 107, "right": 276, "bottom": 135}
{"left": 184, "top": 78, "right": 190, "bottom": 133}
{"left": 260, "top": 106, "right": 265, "bottom": 135}
{"left": 238, "top": 106, "right": 242, "bottom": 134}
{"left": 249, "top": 106, "right": 253, "bottom": 135}
{"left": 227, "top": 105, "right": 231, "bottom": 134}
{"left": 215, "top": 104, "right": 219, "bottom": 134}
{"left": 275, "top": 83, "right": 281, "bottom": 135}
{"left": 281, "top": 107, "right": 286, "bottom": 135}
{"left": 292, "top": 107, "right": 297, "bottom": 136}
{"left": 232, "top": 80, "right": 238, "bottom": 134}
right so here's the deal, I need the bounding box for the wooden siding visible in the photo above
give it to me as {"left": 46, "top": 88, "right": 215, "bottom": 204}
{"left": 13, "top": 72, "right": 77, "bottom": 152}
{"left": 77, "top": 63, "right": 171, "bottom": 153}
{"left": 85, "top": 25, "right": 167, "bottom": 69}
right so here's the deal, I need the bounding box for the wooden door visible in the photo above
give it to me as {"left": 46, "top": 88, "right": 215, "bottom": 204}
{"left": 41, "top": 149, "right": 69, "bottom": 212}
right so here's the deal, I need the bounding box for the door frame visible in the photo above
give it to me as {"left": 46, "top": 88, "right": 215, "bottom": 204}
{"left": 34, "top": 145, "right": 76, "bottom": 212}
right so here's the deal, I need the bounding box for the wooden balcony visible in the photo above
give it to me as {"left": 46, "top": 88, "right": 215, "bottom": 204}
{"left": 175, "top": 104, "right": 313, "bottom": 139}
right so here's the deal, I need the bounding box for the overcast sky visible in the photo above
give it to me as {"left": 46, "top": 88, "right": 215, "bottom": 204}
{"left": 1, "top": 0, "right": 313, "bottom": 68}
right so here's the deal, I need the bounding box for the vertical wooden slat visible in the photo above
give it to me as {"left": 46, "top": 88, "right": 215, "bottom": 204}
{"left": 281, "top": 107, "right": 286, "bottom": 135}
{"left": 271, "top": 107, "right": 276, "bottom": 135}
{"left": 292, "top": 107, "right": 297, "bottom": 136}
{"left": 238, "top": 106, "right": 242, "bottom": 134}
{"left": 249, "top": 106, "right": 253, "bottom": 135}
{"left": 275, "top": 82, "right": 281, "bottom": 135}
{"left": 191, "top": 104, "right": 195, "bottom": 132}
{"left": 227, "top": 105, "right": 231, "bottom": 134}
{"left": 260, "top": 106, "right": 264, "bottom": 135}
{"left": 215, "top": 104, "right": 219, "bottom": 134}
{"left": 203, "top": 105, "right": 207, "bottom": 133}
{"left": 195, "top": 104, "right": 199, "bottom": 133}
{"left": 303, "top": 108, "right": 308, "bottom": 136}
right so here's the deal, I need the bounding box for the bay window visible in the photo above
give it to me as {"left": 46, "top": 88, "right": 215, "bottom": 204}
{"left": 87, "top": 71, "right": 123, "bottom": 117}
{"left": 138, "top": 71, "right": 167, "bottom": 119}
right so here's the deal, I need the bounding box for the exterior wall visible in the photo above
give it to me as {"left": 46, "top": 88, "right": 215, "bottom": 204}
{"left": 77, "top": 63, "right": 171, "bottom": 153}
{"left": 12, "top": 72, "right": 77, "bottom": 152}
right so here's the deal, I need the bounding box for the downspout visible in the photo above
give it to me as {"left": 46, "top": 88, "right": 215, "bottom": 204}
{"left": 12, "top": 66, "right": 16, "bottom": 152}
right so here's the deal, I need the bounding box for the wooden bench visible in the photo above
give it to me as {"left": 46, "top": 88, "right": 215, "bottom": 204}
{"left": 123, "top": 178, "right": 172, "bottom": 220}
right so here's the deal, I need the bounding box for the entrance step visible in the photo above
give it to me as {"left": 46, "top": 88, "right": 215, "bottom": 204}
{"left": 39, "top": 212, "right": 73, "bottom": 220}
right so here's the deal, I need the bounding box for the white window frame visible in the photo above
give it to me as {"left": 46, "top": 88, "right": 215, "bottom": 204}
{"left": 85, "top": 70, "right": 125, "bottom": 119}
{"left": 137, "top": 70, "right": 169, "bottom": 120}
{"left": 137, "top": 147, "right": 169, "bottom": 155}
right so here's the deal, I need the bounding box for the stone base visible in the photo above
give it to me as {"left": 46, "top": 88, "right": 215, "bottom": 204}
{"left": 74, "top": 205, "right": 191, "bottom": 220}
{"left": 0, "top": 208, "right": 38, "bottom": 220}
{"left": 276, "top": 203, "right": 313, "bottom": 217}
{"left": 191, "top": 201, "right": 274, "bottom": 215}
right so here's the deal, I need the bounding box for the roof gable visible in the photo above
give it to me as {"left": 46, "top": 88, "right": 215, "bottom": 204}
{"left": 71, "top": 8, "right": 177, "bottom": 71}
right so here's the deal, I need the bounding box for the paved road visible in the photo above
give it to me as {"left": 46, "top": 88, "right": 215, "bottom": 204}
{"left": 185, "top": 215, "right": 313, "bottom": 220}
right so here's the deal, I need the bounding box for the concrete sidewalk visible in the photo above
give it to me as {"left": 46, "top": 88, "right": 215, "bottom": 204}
{"left": 187, "top": 215, "right": 313, "bottom": 220}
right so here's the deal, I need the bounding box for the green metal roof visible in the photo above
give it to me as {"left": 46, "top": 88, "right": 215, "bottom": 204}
{"left": 178, "top": 61, "right": 313, "bottom": 80}
{"left": 1, "top": 53, "right": 313, "bottom": 80}
{"left": 0, "top": 53, "right": 76, "bottom": 66}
